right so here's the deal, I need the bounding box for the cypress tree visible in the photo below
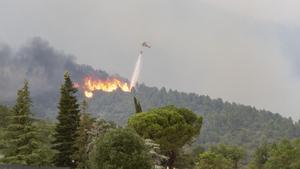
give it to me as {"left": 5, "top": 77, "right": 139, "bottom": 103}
{"left": 133, "top": 96, "right": 142, "bottom": 113}
{"left": 52, "top": 72, "right": 80, "bottom": 168}
{"left": 1, "top": 80, "right": 45, "bottom": 165}
{"left": 72, "top": 99, "right": 94, "bottom": 169}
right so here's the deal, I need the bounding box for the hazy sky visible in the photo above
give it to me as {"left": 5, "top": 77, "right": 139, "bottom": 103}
{"left": 0, "top": 0, "right": 300, "bottom": 119}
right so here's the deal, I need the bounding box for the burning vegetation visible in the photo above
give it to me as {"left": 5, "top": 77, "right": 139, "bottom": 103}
{"left": 75, "top": 76, "right": 131, "bottom": 98}
{"left": 73, "top": 42, "right": 149, "bottom": 98}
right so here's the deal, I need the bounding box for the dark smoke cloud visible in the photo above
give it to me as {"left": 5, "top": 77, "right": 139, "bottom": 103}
{"left": 0, "top": 37, "right": 108, "bottom": 101}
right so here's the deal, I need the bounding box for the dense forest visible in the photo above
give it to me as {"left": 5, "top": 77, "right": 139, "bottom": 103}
{"left": 1, "top": 39, "right": 300, "bottom": 168}
{"left": 1, "top": 77, "right": 300, "bottom": 169}
{"left": 28, "top": 83, "right": 300, "bottom": 152}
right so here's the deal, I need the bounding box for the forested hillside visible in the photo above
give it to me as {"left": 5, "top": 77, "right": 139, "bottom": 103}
{"left": 28, "top": 83, "right": 300, "bottom": 151}
{"left": 1, "top": 38, "right": 299, "bottom": 152}
{"left": 87, "top": 85, "right": 300, "bottom": 150}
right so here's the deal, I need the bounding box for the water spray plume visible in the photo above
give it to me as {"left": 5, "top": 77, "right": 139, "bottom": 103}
{"left": 129, "top": 41, "right": 151, "bottom": 90}
{"left": 130, "top": 53, "right": 142, "bottom": 90}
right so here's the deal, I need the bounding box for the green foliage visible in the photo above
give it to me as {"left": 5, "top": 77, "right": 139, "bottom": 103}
{"left": 1, "top": 80, "right": 53, "bottom": 166}
{"left": 128, "top": 105, "right": 202, "bottom": 167}
{"left": 0, "top": 105, "right": 10, "bottom": 153}
{"left": 31, "top": 83, "right": 300, "bottom": 153}
{"left": 196, "top": 144, "right": 244, "bottom": 169}
{"left": 173, "top": 146, "right": 205, "bottom": 169}
{"left": 52, "top": 72, "right": 81, "bottom": 167}
{"left": 210, "top": 144, "right": 245, "bottom": 169}
{"left": 72, "top": 100, "right": 95, "bottom": 169}
{"left": 0, "top": 105, "right": 10, "bottom": 128}
{"left": 174, "top": 151, "right": 196, "bottom": 169}
{"left": 264, "top": 139, "right": 300, "bottom": 169}
{"left": 248, "top": 139, "right": 300, "bottom": 169}
{"left": 87, "top": 118, "right": 116, "bottom": 156}
{"left": 133, "top": 96, "right": 143, "bottom": 113}
{"left": 77, "top": 84, "right": 300, "bottom": 152}
{"left": 248, "top": 143, "right": 271, "bottom": 169}
{"left": 89, "top": 128, "right": 152, "bottom": 169}
{"left": 31, "top": 120, "right": 56, "bottom": 166}
{"left": 196, "top": 151, "right": 233, "bottom": 169}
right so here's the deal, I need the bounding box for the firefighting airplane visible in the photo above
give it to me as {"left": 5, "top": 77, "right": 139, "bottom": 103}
{"left": 142, "top": 42, "right": 151, "bottom": 48}
{"left": 140, "top": 42, "right": 151, "bottom": 54}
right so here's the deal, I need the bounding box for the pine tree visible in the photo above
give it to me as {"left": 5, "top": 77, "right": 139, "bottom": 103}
{"left": 1, "top": 80, "right": 47, "bottom": 165}
{"left": 133, "top": 96, "right": 142, "bottom": 113}
{"left": 52, "top": 72, "right": 80, "bottom": 168}
{"left": 72, "top": 99, "right": 94, "bottom": 169}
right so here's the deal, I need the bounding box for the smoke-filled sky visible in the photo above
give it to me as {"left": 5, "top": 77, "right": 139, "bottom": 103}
{"left": 0, "top": 0, "right": 300, "bottom": 119}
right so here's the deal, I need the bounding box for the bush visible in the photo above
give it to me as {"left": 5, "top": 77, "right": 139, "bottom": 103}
{"left": 89, "top": 128, "right": 152, "bottom": 169}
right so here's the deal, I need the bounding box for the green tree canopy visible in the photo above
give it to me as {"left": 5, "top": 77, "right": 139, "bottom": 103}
{"left": 210, "top": 144, "right": 245, "bottom": 169}
{"left": 89, "top": 128, "right": 152, "bottom": 169}
{"left": 248, "top": 143, "right": 271, "bottom": 169}
{"left": 33, "top": 120, "right": 56, "bottom": 166}
{"left": 196, "top": 144, "right": 244, "bottom": 169}
{"left": 52, "top": 72, "right": 80, "bottom": 167}
{"left": 128, "top": 105, "right": 202, "bottom": 168}
{"left": 264, "top": 139, "right": 300, "bottom": 169}
{"left": 0, "top": 105, "right": 10, "bottom": 152}
{"left": 1, "top": 80, "right": 53, "bottom": 165}
{"left": 248, "top": 139, "right": 300, "bottom": 169}
{"left": 0, "top": 105, "right": 10, "bottom": 128}
{"left": 196, "top": 151, "right": 233, "bottom": 169}
{"left": 86, "top": 118, "right": 116, "bottom": 156}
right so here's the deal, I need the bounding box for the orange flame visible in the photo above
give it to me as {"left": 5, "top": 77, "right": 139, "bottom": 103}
{"left": 78, "top": 76, "right": 131, "bottom": 98}
{"left": 84, "top": 91, "right": 94, "bottom": 98}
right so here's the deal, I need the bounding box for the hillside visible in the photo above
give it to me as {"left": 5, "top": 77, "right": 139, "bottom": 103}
{"left": 27, "top": 83, "right": 300, "bottom": 151}
{"left": 1, "top": 38, "right": 299, "bottom": 151}
{"left": 85, "top": 85, "right": 300, "bottom": 149}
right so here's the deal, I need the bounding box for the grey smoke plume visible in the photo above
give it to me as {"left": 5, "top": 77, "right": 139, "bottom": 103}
{"left": 0, "top": 37, "right": 107, "bottom": 101}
